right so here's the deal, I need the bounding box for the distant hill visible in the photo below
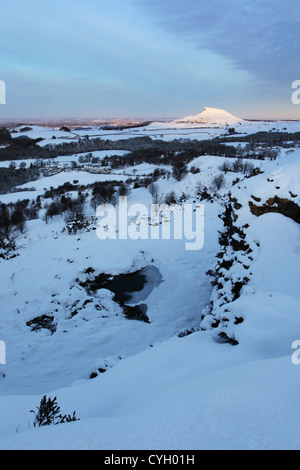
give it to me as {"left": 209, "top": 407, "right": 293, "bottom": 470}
{"left": 173, "top": 107, "right": 244, "bottom": 126}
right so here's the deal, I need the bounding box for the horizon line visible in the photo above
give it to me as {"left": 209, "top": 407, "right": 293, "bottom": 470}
{"left": 0, "top": 115, "right": 299, "bottom": 125}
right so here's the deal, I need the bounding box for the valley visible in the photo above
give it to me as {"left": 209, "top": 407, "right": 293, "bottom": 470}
{"left": 0, "top": 107, "right": 299, "bottom": 450}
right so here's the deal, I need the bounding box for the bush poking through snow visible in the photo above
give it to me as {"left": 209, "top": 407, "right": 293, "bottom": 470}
{"left": 172, "top": 160, "right": 188, "bottom": 181}
{"left": 63, "top": 215, "right": 91, "bottom": 235}
{"left": 211, "top": 173, "right": 226, "bottom": 192}
{"left": 164, "top": 191, "right": 177, "bottom": 205}
{"left": 90, "top": 182, "right": 116, "bottom": 210}
{"left": 30, "top": 395, "right": 79, "bottom": 427}
{"left": 26, "top": 315, "right": 57, "bottom": 335}
{"left": 148, "top": 182, "right": 160, "bottom": 204}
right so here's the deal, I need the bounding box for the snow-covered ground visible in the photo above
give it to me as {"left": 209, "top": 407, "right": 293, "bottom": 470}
{"left": 1, "top": 333, "right": 300, "bottom": 450}
{"left": 8, "top": 111, "right": 300, "bottom": 147}
{"left": 34, "top": 118, "right": 300, "bottom": 143}
{"left": 0, "top": 119, "right": 299, "bottom": 450}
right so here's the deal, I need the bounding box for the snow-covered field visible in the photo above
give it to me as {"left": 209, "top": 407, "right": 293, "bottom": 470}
{"left": 0, "top": 114, "right": 299, "bottom": 450}
{"left": 8, "top": 108, "right": 300, "bottom": 146}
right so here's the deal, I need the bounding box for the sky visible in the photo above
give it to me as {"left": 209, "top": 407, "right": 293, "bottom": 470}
{"left": 0, "top": 0, "right": 299, "bottom": 120}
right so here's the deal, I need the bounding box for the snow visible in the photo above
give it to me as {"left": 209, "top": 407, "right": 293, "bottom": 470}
{"left": 0, "top": 171, "right": 129, "bottom": 205}
{"left": 0, "top": 121, "right": 299, "bottom": 450}
{"left": 0, "top": 194, "right": 222, "bottom": 395}
{"left": 0, "top": 191, "right": 40, "bottom": 205}
{"left": 230, "top": 149, "right": 300, "bottom": 226}
{"left": 215, "top": 212, "right": 300, "bottom": 358}
{"left": 17, "top": 170, "right": 127, "bottom": 192}
{"left": 247, "top": 213, "right": 300, "bottom": 298}
{"left": 0, "top": 333, "right": 300, "bottom": 450}
{"left": 6, "top": 117, "right": 299, "bottom": 147}
{"left": 11, "top": 125, "right": 76, "bottom": 142}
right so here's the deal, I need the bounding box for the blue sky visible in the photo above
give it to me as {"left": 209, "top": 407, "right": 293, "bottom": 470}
{"left": 0, "top": 0, "right": 299, "bottom": 119}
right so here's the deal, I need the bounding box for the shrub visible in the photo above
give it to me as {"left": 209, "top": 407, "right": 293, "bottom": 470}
{"left": 211, "top": 173, "right": 226, "bottom": 192}
{"left": 164, "top": 191, "right": 177, "bottom": 205}
{"left": 219, "top": 161, "right": 231, "bottom": 174}
{"left": 90, "top": 182, "right": 116, "bottom": 210}
{"left": 30, "top": 395, "right": 79, "bottom": 427}
{"left": 190, "top": 166, "right": 200, "bottom": 174}
{"left": 153, "top": 168, "right": 165, "bottom": 179}
{"left": 0, "top": 166, "right": 40, "bottom": 194}
{"left": 148, "top": 182, "right": 160, "bottom": 204}
{"left": 172, "top": 160, "right": 187, "bottom": 181}
{"left": 118, "top": 182, "right": 129, "bottom": 197}
{"left": 27, "top": 315, "right": 57, "bottom": 335}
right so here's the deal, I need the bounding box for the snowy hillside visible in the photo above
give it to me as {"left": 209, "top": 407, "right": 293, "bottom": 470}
{"left": 200, "top": 149, "right": 300, "bottom": 352}
{"left": 0, "top": 119, "right": 299, "bottom": 450}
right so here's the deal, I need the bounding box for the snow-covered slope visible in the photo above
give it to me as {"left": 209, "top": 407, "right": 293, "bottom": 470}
{"left": 201, "top": 149, "right": 300, "bottom": 355}
{"left": 1, "top": 333, "right": 300, "bottom": 450}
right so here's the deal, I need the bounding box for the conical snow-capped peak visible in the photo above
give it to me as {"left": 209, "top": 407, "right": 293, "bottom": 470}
{"left": 173, "top": 107, "right": 244, "bottom": 125}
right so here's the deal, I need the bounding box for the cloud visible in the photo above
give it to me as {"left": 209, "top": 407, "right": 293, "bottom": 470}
{"left": 0, "top": 0, "right": 256, "bottom": 117}
{"left": 137, "top": 0, "right": 300, "bottom": 83}
{"left": 0, "top": 0, "right": 298, "bottom": 118}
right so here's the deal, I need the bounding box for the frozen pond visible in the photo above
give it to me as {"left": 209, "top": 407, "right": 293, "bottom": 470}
{"left": 80, "top": 265, "right": 163, "bottom": 323}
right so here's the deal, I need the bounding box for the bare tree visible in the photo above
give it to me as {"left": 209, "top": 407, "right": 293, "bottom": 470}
{"left": 164, "top": 191, "right": 177, "bottom": 205}
{"left": 172, "top": 160, "right": 187, "bottom": 181}
{"left": 148, "top": 182, "right": 160, "bottom": 204}
{"left": 211, "top": 173, "right": 226, "bottom": 192}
